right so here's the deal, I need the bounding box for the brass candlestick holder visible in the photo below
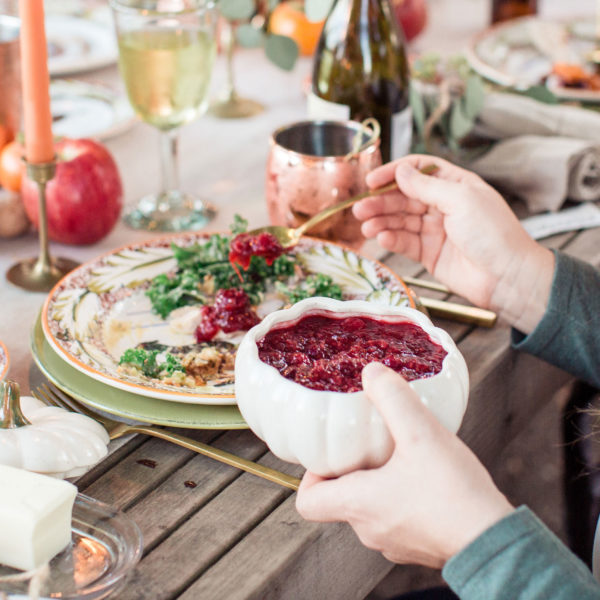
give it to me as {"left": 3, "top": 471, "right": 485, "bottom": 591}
{"left": 6, "top": 159, "right": 79, "bottom": 292}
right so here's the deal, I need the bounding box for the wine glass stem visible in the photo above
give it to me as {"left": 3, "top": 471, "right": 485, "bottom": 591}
{"left": 159, "top": 128, "right": 180, "bottom": 205}
{"left": 224, "top": 21, "right": 237, "bottom": 102}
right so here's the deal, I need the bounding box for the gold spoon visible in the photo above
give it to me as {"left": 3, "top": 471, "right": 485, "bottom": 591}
{"left": 247, "top": 163, "right": 439, "bottom": 248}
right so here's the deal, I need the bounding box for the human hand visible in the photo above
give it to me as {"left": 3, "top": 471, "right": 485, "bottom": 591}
{"left": 295, "top": 362, "right": 514, "bottom": 569}
{"left": 353, "top": 155, "right": 554, "bottom": 333}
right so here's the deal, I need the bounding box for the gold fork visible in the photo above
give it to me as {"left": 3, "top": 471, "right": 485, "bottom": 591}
{"left": 34, "top": 383, "right": 301, "bottom": 491}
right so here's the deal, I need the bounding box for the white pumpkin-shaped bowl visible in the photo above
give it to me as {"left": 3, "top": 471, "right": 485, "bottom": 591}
{"left": 0, "top": 382, "right": 109, "bottom": 479}
{"left": 235, "top": 297, "right": 469, "bottom": 478}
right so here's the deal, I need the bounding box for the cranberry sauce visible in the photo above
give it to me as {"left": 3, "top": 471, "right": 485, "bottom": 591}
{"left": 229, "top": 232, "right": 286, "bottom": 270}
{"left": 257, "top": 313, "right": 447, "bottom": 393}
{"left": 195, "top": 288, "right": 260, "bottom": 342}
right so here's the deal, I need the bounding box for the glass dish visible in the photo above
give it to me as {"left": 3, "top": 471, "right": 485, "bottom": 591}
{"left": 0, "top": 494, "right": 143, "bottom": 599}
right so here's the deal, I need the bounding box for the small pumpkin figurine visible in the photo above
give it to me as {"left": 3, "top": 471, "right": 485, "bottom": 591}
{"left": 0, "top": 380, "right": 109, "bottom": 478}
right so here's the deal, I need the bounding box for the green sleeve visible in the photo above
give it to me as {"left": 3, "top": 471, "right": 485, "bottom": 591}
{"left": 442, "top": 506, "right": 600, "bottom": 599}
{"left": 511, "top": 250, "right": 600, "bottom": 388}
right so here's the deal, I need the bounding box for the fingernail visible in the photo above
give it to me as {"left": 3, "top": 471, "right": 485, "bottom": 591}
{"left": 362, "top": 362, "right": 389, "bottom": 381}
{"left": 395, "top": 163, "right": 413, "bottom": 179}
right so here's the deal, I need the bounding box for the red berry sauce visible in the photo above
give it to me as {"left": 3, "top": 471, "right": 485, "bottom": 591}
{"left": 229, "top": 232, "right": 286, "bottom": 270}
{"left": 195, "top": 288, "right": 260, "bottom": 342}
{"left": 257, "top": 313, "right": 447, "bottom": 392}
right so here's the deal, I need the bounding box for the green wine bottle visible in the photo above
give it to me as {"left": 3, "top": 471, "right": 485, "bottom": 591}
{"left": 308, "top": 0, "right": 411, "bottom": 163}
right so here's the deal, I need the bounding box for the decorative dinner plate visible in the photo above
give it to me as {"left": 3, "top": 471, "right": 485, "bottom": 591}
{"left": 31, "top": 315, "right": 248, "bottom": 428}
{"left": 0, "top": 340, "right": 9, "bottom": 382}
{"left": 47, "top": 15, "right": 118, "bottom": 77}
{"left": 0, "top": 494, "right": 142, "bottom": 600}
{"left": 51, "top": 80, "right": 135, "bottom": 141}
{"left": 466, "top": 16, "right": 598, "bottom": 99}
{"left": 42, "top": 234, "right": 411, "bottom": 405}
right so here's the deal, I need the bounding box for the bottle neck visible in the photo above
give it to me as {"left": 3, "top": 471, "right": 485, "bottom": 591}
{"left": 328, "top": 0, "right": 403, "bottom": 47}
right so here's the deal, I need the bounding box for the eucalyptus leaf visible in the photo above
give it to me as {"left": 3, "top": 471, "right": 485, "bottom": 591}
{"left": 218, "top": 0, "right": 255, "bottom": 21}
{"left": 237, "top": 23, "right": 264, "bottom": 48}
{"left": 305, "top": 0, "right": 334, "bottom": 22}
{"left": 463, "top": 74, "right": 485, "bottom": 120}
{"left": 409, "top": 83, "right": 426, "bottom": 136}
{"left": 449, "top": 101, "right": 474, "bottom": 140}
{"left": 265, "top": 33, "right": 299, "bottom": 71}
{"left": 520, "top": 85, "right": 559, "bottom": 105}
{"left": 411, "top": 140, "right": 427, "bottom": 154}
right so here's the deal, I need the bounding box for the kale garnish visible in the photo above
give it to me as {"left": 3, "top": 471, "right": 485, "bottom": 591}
{"left": 275, "top": 273, "right": 343, "bottom": 304}
{"left": 119, "top": 348, "right": 184, "bottom": 378}
{"left": 145, "top": 217, "right": 296, "bottom": 318}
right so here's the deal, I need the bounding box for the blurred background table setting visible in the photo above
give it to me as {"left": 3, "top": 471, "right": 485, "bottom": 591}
{"left": 0, "top": 0, "right": 600, "bottom": 598}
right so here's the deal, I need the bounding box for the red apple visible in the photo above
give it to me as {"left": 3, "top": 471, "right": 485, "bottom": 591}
{"left": 392, "top": 0, "right": 428, "bottom": 42}
{"left": 22, "top": 138, "right": 123, "bottom": 245}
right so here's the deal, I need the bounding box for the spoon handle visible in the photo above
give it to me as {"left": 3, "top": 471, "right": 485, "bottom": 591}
{"left": 295, "top": 182, "right": 398, "bottom": 238}
{"left": 294, "top": 163, "right": 439, "bottom": 239}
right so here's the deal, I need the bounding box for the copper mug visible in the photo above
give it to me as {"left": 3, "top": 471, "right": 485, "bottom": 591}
{"left": 0, "top": 10, "right": 20, "bottom": 145}
{"left": 265, "top": 120, "right": 382, "bottom": 250}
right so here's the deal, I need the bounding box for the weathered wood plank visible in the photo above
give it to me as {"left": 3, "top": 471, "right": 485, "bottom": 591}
{"left": 118, "top": 453, "right": 303, "bottom": 600}
{"left": 458, "top": 324, "right": 572, "bottom": 468}
{"left": 178, "top": 495, "right": 392, "bottom": 600}
{"left": 125, "top": 430, "right": 269, "bottom": 553}
{"left": 75, "top": 435, "right": 146, "bottom": 490}
{"left": 81, "top": 429, "right": 223, "bottom": 510}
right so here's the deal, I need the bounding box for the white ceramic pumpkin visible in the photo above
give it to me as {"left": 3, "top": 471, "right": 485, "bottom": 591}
{"left": 0, "top": 382, "right": 109, "bottom": 479}
{"left": 235, "top": 297, "right": 469, "bottom": 477}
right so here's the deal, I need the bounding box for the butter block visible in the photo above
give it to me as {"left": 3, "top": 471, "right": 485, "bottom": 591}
{"left": 0, "top": 464, "right": 77, "bottom": 571}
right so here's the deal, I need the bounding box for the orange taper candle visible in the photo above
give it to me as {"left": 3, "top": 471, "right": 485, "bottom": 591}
{"left": 19, "top": 0, "right": 54, "bottom": 164}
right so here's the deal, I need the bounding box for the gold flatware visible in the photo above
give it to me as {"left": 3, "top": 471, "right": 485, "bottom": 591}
{"left": 248, "top": 164, "right": 440, "bottom": 249}
{"left": 402, "top": 276, "right": 450, "bottom": 295}
{"left": 402, "top": 277, "right": 496, "bottom": 327}
{"left": 33, "top": 383, "right": 301, "bottom": 492}
{"left": 419, "top": 297, "right": 497, "bottom": 328}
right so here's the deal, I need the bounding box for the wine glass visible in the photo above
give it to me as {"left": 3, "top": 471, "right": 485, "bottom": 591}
{"left": 209, "top": 19, "right": 264, "bottom": 119}
{"left": 110, "top": 0, "right": 218, "bottom": 231}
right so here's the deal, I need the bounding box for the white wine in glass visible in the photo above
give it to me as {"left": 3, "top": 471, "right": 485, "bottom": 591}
{"left": 110, "top": 0, "right": 217, "bottom": 231}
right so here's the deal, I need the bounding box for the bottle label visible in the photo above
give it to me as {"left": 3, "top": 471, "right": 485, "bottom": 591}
{"left": 391, "top": 106, "right": 413, "bottom": 160}
{"left": 307, "top": 92, "right": 351, "bottom": 121}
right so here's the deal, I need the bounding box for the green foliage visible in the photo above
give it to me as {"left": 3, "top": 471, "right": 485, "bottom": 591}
{"left": 519, "top": 84, "right": 559, "bottom": 104}
{"left": 409, "top": 83, "right": 426, "bottom": 137}
{"left": 236, "top": 23, "right": 264, "bottom": 48}
{"left": 119, "top": 348, "right": 184, "bottom": 378}
{"left": 145, "top": 271, "right": 207, "bottom": 320}
{"left": 449, "top": 101, "right": 473, "bottom": 140}
{"left": 463, "top": 74, "right": 485, "bottom": 119}
{"left": 410, "top": 54, "right": 487, "bottom": 155}
{"left": 230, "top": 214, "right": 248, "bottom": 235}
{"left": 265, "top": 34, "right": 299, "bottom": 71}
{"left": 219, "top": 0, "right": 255, "bottom": 20}
{"left": 275, "top": 273, "right": 343, "bottom": 304}
{"left": 215, "top": 1, "right": 300, "bottom": 70}
{"left": 145, "top": 215, "right": 297, "bottom": 317}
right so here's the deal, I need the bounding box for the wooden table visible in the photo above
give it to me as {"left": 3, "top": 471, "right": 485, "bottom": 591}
{"left": 0, "top": 0, "right": 598, "bottom": 597}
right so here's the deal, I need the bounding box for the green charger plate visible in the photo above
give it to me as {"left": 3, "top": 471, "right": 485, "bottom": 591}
{"left": 30, "top": 315, "right": 248, "bottom": 429}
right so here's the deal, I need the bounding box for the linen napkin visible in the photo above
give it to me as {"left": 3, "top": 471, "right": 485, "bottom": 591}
{"left": 467, "top": 92, "right": 600, "bottom": 212}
